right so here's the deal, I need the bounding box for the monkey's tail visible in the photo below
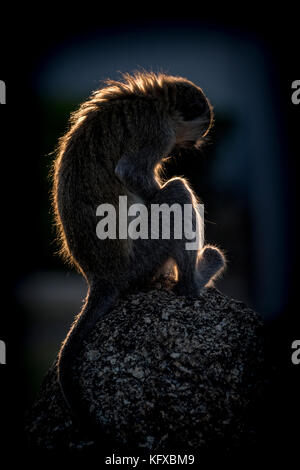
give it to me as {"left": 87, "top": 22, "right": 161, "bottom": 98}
{"left": 196, "top": 245, "right": 226, "bottom": 289}
{"left": 57, "top": 280, "right": 119, "bottom": 433}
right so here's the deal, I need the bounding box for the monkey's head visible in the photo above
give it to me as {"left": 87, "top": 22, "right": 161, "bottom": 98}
{"left": 102, "top": 72, "right": 213, "bottom": 151}
{"left": 170, "top": 78, "right": 213, "bottom": 150}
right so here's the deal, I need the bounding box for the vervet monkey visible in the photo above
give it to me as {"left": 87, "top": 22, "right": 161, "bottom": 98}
{"left": 52, "top": 71, "right": 225, "bottom": 423}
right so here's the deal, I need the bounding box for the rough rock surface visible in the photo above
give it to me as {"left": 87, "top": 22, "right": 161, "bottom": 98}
{"left": 26, "top": 285, "right": 266, "bottom": 456}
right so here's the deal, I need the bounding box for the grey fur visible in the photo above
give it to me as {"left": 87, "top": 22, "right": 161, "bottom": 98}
{"left": 52, "top": 71, "right": 225, "bottom": 425}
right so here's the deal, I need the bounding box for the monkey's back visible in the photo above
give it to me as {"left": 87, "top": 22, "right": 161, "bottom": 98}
{"left": 53, "top": 101, "right": 136, "bottom": 284}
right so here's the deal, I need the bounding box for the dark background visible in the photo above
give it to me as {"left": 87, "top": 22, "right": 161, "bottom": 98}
{"left": 0, "top": 7, "right": 299, "bottom": 465}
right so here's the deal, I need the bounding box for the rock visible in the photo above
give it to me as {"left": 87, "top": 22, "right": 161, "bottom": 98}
{"left": 26, "top": 286, "right": 266, "bottom": 457}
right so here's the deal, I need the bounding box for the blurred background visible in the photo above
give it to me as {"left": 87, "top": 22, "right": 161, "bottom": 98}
{"left": 1, "top": 15, "right": 299, "bottom": 454}
{"left": 15, "top": 22, "right": 296, "bottom": 400}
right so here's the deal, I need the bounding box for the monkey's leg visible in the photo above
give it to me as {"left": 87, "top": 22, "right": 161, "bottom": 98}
{"left": 152, "top": 177, "right": 202, "bottom": 295}
{"left": 127, "top": 177, "right": 204, "bottom": 296}
{"left": 151, "top": 178, "right": 225, "bottom": 291}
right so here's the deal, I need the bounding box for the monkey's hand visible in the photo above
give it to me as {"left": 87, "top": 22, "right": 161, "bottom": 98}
{"left": 115, "top": 155, "right": 160, "bottom": 201}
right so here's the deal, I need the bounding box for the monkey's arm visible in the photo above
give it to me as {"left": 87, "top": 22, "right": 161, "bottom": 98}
{"left": 115, "top": 152, "right": 161, "bottom": 201}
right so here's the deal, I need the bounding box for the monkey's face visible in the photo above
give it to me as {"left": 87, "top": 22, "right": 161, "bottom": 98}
{"left": 173, "top": 82, "right": 213, "bottom": 149}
